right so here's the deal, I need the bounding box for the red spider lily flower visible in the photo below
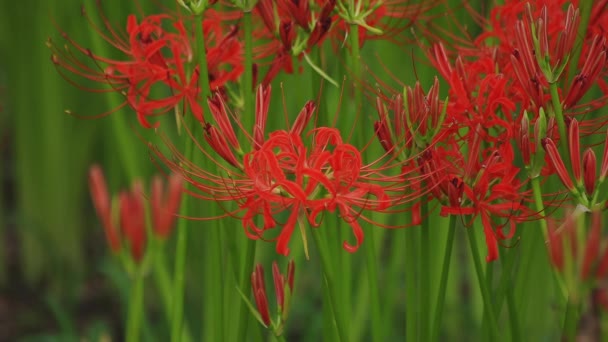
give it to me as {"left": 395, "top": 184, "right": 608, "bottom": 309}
{"left": 49, "top": 5, "right": 242, "bottom": 127}
{"left": 88, "top": 165, "right": 183, "bottom": 262}
{"left": 249, "top": 261, "right": 296, "bottom": 333}
{"left": 426, "top": 128, "right": 528, "bottom": 262}
{"left": 154, "top": 84, "right": 406, "bottom": 255}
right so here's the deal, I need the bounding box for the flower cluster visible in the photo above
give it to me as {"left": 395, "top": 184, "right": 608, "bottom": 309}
{"left": 49, "top": 4, "right": 243, "bottom": 127}
{"left": 89, "top": 165, "right": 183, "bottom": 263}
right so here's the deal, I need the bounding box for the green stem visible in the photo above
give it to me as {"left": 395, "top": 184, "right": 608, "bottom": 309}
{"left": 562, "top": 299, "right": 580, "bottom": 342}
{"left": 235, "top": 238, "right": 257, "bottom": 342}
{"left": 170, "top": 12, "right": 212, "bottom": 342}
{"left": 419, "top": 201, "right": 430, "bottom": 342}
{"left": 431, "top": 214, "right": 457, "bottom": 341}
{"left": 506, "top": 282, "right": 522, "bottom": 342}
{"left": 363, "top": 224, "right": 382, "bottom": 342}
{"left": 170, "top": 203, "right": 190, "bottom": 342}
{"left": 204, "top": 220, "right": 224, "bottom": 341}
{"left": 348, "top": 24, "right": 362, "bottom": 109}
{"left": 126, "top": 272, "right": 145, "bottom": 342}
{"left": 154, "top": 249, "right": 193, "bottom": 342}
{"left": 466, "top": 225, "right": 499, "bottom": 339}
{"left": 531, "top": 177, "right": 568, "bottom": 298}
{"left": 405, "top": 227, "right": 419, "bottom": 341}
{"left": 497, "top": 247, "right": 521, "bottom": 342}
{"left": 274, "top": 333, "right": 287, "bottom": 342}
{"left": 530, "top": 177, "right": 549, "bottom": 239}
{"left": 235, "top": 9, "right": 258, "bottom": 342}
{"left": 312, "top": 228, "right": 350, "bottom": 342}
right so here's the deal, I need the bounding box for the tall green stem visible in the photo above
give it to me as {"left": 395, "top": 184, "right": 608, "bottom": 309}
{"left": 235, "top": 238, "right": 257, "bottom": 342}
{"left": 171, "top": 12, "right": 212, "bottom": 342}
{"left": 348, "top": 23, "right": 363, "bottom": 109}
{"left": 348, "top": 22, "right": 381, "bottom": 341}
{"left": 405, "top": 227, "right": 419, "bottom": 341}
{"left": 235, "top": 9, "right": 258, "bottom": 342}
{"left": 312, "top": 228, "right": 350, "bottom": 342}
{"left": 419, "top": 201, "right": 430, "bottom": 342}
{"left": 466, "top": 226, "right": 499, "bottom": 339}
{"left": 126, "top": 273, "right": 145, "bottom": 342}
{"left": 432, "top": 214, "right": 457, "bottom": 341}
{"left": 562, "top": 300, "right": 580, "bottom": 342}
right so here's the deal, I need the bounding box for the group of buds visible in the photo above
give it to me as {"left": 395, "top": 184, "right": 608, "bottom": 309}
{"left": 88, "top": 165, "right": 183, "bottom": 265}
{"left": 247, "top": 261, "right": 296, "bottom": 336}
{"left": 548, "top": 209, "right": 608, "bottom": 308}
{"left": 542, "top": 118, "right": 608, "bottom": 208}
{"left": 374, "top": 77, "right": 447, "bottom": 160}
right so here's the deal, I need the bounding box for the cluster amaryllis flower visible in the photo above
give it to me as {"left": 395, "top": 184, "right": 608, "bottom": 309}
{"left": 48, "top": 4, "right": 243, "bottom": 128}
{"left": 252, "top": 0, "right": 436, "bottom": 85}
{"left": 153, "top": 84, "right": 409, "bottom": 256}
{"left": 89, "top": 165, "right": 183, "bottom": 262}
{"left": 433, "top": 1, "right": 608, "bottom": 121}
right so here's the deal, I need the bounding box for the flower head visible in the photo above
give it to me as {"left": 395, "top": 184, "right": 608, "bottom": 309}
{"left": 49, "top": 4, "right": 242, "bottom": 127}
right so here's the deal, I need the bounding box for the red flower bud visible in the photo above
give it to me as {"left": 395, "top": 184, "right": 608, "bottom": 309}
{"left": 583, "top": 149, "right": 597, "bottom": 197}
{"left": 569, "top": 119, "right": 582, "bottom": 183}
{"left": 542, "top": 138, "right": 575, "bottom": 192}
{"left": 89, "top": 165, "right": 121, "bottom": 252}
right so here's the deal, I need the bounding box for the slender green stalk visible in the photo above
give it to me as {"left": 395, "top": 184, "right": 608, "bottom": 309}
{"left": 348, "top": 23, "right": 363, "bottom": 109}
{"left": 562, "top": 300, "right": 579, "bottom": 342}
{"left": 419, "top": 201, "right": 430, "bottom": 342}
{"left": 153, "top": 250, "right": 193, "bottom": 342}
{"left": 235, "top": 9, "right": 259, "bottom": 342}
{"left": 204, "top": 219, "right": 224, "bottom": 342}
{"left": 322, "top": 273, "right": 341, "bottom": 342}
{"left": 274, "top": 333, "right": 287, "bottom": 342}
{"left": 466, "top": 226, "right": 499, "bottom": 339}
{"left": 506, "top": 281, "right": 522, "bottom": 342}
{"left": 235, "top": 238, "right": 257, "bottom": 342}
{"left": 432, "top": 214, "right": 457, "bottom": 341}
{"left": 171, "top": 11, "right": 212, "bottom": 342}
{"left": 497, "top": 246, "right": 521, "bottom": 342}
{"left": 361, "top": 226, "right": 381, "bottom": 341}
{"left": 170, "top": 208, "right": 190, "bottom": 342}
{"left": 405, "top": 227, "right": 419, "bottom": 341}
{"left": 312, "top": 228, "right": 350, "bottom": 342}
{"left": 348, "top": 21, "right": 382, "bottom": 341}
{"left": 126, "top": 272, "right": 145, "bottom": 342}
{"left": 530, "top": 177, "right": 549, "bottom": 238}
